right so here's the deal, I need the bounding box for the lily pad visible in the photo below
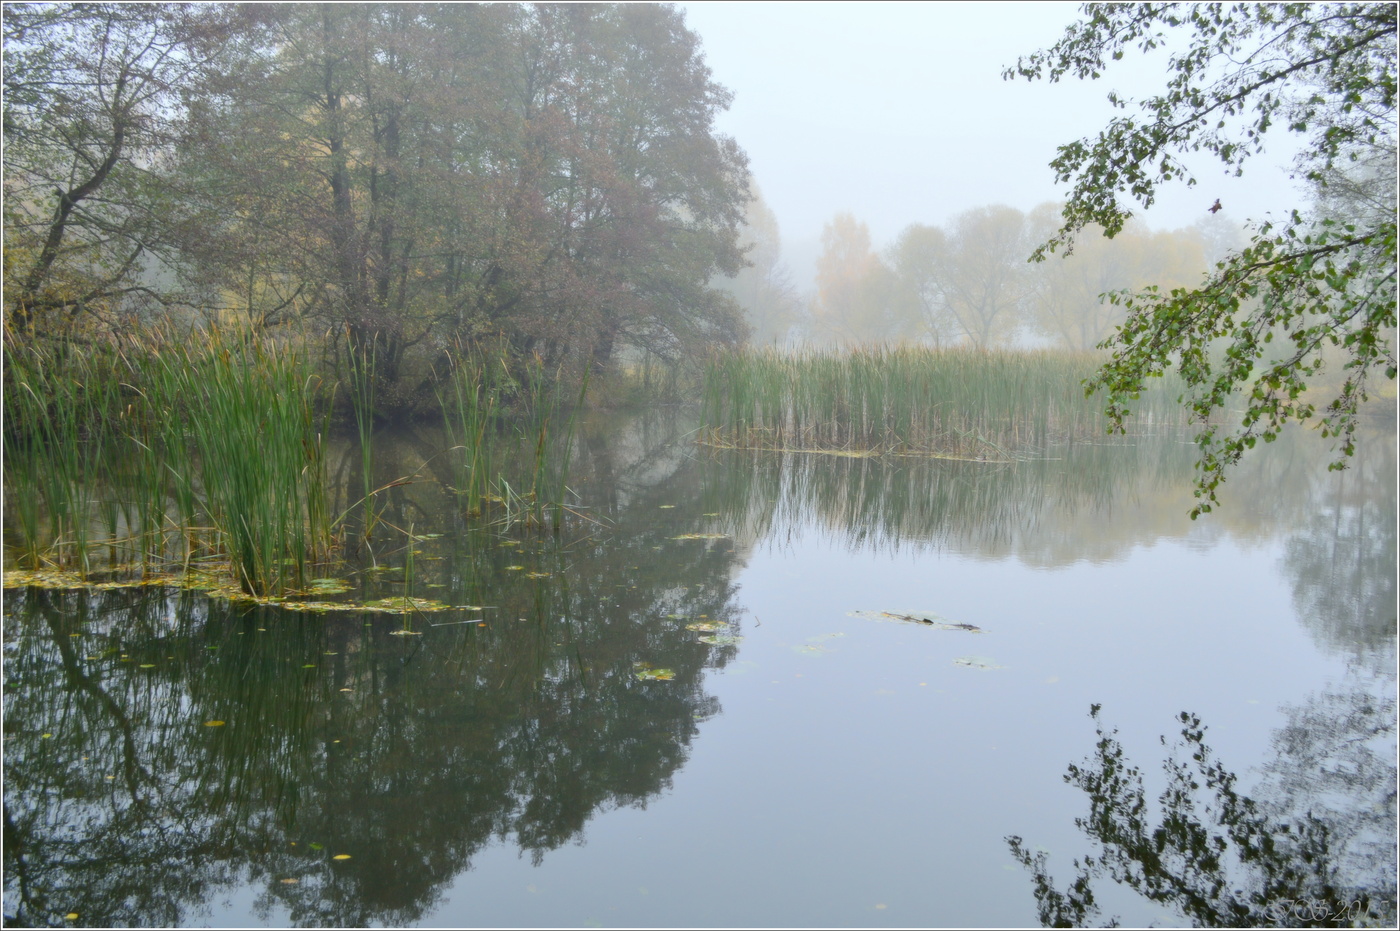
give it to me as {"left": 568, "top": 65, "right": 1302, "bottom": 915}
{"left": 306, "top": 578, "right": 353, "bottom": 595}
{"left": 632, "top": 662, "right": 676, "bottom": 681}
{"left": 699, "top": 634, "right": 743, "bottom": 646}
{"left": 685, "top": 620, "right": 727, "bottom": 632}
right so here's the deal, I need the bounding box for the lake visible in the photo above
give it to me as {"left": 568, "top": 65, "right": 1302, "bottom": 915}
{"left": 3, "top": 409, "right": 1395, "bottom": 927}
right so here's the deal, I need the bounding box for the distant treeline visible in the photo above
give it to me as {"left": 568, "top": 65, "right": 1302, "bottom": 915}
{"left": 794, "top": 205, "right": 1240, "bottom": 351}
{"left": 3, "top": 4, "right": 750, "bottom": 409}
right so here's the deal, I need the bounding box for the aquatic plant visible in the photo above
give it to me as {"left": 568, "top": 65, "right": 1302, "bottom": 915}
{"left": 700, "top": 345, "right": 1188, "bottom": 459}
{"left": 439, "top": 345, "right": 587, "bottom": 531}
{"left": 4, "top": 329, "right": 333, "bottom": 595}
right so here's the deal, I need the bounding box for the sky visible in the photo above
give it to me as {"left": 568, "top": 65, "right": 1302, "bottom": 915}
{"left": 678, "top": 1, "right": 1307, "bottom": 282}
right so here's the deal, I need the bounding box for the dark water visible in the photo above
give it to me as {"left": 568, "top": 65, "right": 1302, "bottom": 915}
{"left": 4, "top": 411, "right": 1396, "bottom": 927}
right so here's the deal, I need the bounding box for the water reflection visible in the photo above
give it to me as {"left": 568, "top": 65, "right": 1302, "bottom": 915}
{"left": 4, "top": 414, "right": 750, "bottom": 926}
{"left": 4, "top": 411, "right": 1394, "bottom": 926}
{"left": 1281, "top": 434, "right": 1398, "bottom": 671}
{"left": 1007, "top": 696, "right": 1397, "bottom": 928}
{"left": 701, "top": 422, "right": 1395, "bottom": 567}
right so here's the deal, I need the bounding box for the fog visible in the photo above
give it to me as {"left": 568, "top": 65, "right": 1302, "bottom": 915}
{"left": 680, "top": 1, "right": 1308, "bottom": 284}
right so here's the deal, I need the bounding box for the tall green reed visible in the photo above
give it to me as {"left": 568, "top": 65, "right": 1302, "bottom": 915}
{"left": 700, "top": 346, "right": 1189, "bottom": 459}
{"left": 4, "top": 328, "right": 332, "bottom": 595}
{"left": 439, "top": 345, "right": 587, "bottom": 531}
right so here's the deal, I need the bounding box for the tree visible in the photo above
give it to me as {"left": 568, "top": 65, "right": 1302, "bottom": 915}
{"left": 888, "top": 223, "right": 961, "bottom": 346}
{"left": 177, "top": 3, "right": 749, "bottom": 403}
{"left": 1024, "top": 203, "right": 1207, "bottom": 350}
{"left": 901, "top": 206, "right": 1031, "bottom": 349}
{"left": 809, "top": 212, "right": 904, "bottom": 345}
{"left": 2, "top": 4, "right": 234, "bottom": 337}
{"left": 711, "top": 185, "right": 802, "bottom": 345}
{"left": 1007, "top": 3, "right": 1397, "bottom": 516}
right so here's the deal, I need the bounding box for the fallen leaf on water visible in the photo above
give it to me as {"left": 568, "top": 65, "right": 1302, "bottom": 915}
{"left": 203, "top": 720, "right": 225, "bottom": 727}
{"left": 309, "top": 843, "right": 323, "bottom": 850}
{"left": 333, "top": 854, "right": 352, "bottom": 860}
{"left": 65, "top": 914, "right": 78, "bottom": 921}
{"left": 953, "top": 656, "right": 1006, "bottom": 671}
{"left": 280, "top": 878, "right": 298, "bottom": 884}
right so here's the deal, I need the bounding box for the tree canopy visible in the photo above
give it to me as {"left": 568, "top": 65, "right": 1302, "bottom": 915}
{"left": 2, "top": 3, "right": 750, "bottom": 404}
{"left": 1007, "top": 2, "right": 1397, "bottom": 516}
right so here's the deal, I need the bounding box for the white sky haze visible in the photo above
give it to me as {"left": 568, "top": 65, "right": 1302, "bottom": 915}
{"left": 679, "top": 1, "right": 1306, "bottom": 280}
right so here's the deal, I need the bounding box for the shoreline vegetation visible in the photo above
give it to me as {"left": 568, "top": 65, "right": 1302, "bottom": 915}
{"left": 2, "top": 328, "right": 587, "bottom": 597}
{"left": 699, "top": 345, "right": 1191, "bottom": 461}
{"left": 6, "top": 331, "right": 1387, "bottom": 600}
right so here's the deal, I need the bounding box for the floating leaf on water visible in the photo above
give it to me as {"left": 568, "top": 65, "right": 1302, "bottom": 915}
{"left": 362, "top": 597, "right": 450, "bottom": 613}
{"left": 671, "top": 533, "right": 728, "bottom": 540}
{"left": 632, "top": 662, "right": 676, "bottom": 681}
{"left": 139, "top": 664, "right": 156, "bottom": 669}
{"left": 332, "top": 854, "right": 352, "bottom": 860}
{"left": 952, "top": 656, "right": 1005, "bottom": 670}
{"left": 525, "top": 572, "right": 550, "bottom": 579}
{"left": 306, "top": 578, "right": 352, "bottom": 595}
{"left": 699, "top": 634, "right": 743, "bottom": 646}
{"left": 309, "top": 843, "right": 323, "bottom": 851}
{"left": 203, "top": 720, "right": 225, "bottom": 727}
{"left": 658, "top": 504, "right": 675, "bottom": 508}
{"left": 301, "top": 664, "right": 316, "bottom": 668}
{"left": 504, "top": 565, "right": 525, "bottom": 571}
{"left": 388, "top": 629, "right": 423, "bottom": 636}
{"left": 65, "top": 914, "right": 79, "bottom": 921}
{"left": 685, "top": 620, "right": 726, "bottom": 632}
{"left": 280, "top": 878, "right": 298, "bottom": 884}
{"left": 851, "top": 609, "right": 983, "bottom": 632}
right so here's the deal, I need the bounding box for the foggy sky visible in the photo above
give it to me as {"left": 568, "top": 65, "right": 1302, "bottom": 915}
{"left": 679, "top": 1, "right": 1307, "bottom": 281}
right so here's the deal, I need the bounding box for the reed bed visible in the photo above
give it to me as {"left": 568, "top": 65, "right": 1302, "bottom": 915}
{"left": 700, "top": 346, "right": 1187, "bottom": 459}
{"left": 439, "top": 347, "right": 586, "bottom": 530}
{"left": 4, "top": 330, "right": 332, "bottom": 594}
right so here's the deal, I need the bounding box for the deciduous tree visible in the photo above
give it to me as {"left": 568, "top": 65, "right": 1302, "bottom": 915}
{"left": 1008, "top": 2, "right": 1397, "bottom": 515}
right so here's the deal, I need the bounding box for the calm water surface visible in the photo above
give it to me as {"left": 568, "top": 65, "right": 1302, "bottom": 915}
{"left": 4, "top": 411, "right": 1395, "bottom": 927}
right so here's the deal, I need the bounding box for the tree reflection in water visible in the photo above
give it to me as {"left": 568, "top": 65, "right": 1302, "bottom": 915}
{"left": 1008, "top": 701, "right": 1397, "bottom": 928}
{"left": 3, "top": 477, "right": 745, "bottom": 927}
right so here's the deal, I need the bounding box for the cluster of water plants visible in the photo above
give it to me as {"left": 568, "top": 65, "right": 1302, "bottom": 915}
{"left": 3, "top": 329, "right": 587, "bottom": 597}
{"left": 5, "top": 331, "right": 333, "bottom": 593}
{"left": 699, "top": 346, "right": 1188, "bottom": 459}
{"left": 439, "top": 344, "right": 586, "bottom": 530}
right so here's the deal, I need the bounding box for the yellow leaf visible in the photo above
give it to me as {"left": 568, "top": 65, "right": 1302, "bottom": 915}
{"left": 65, "top": 914, "right": 78, "bottom": 921}
{"left": 203, "top": 720, "right": 225, "bottom": 727}
{"left": 332, "top": 854, "right": 352, "bottom": 860}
